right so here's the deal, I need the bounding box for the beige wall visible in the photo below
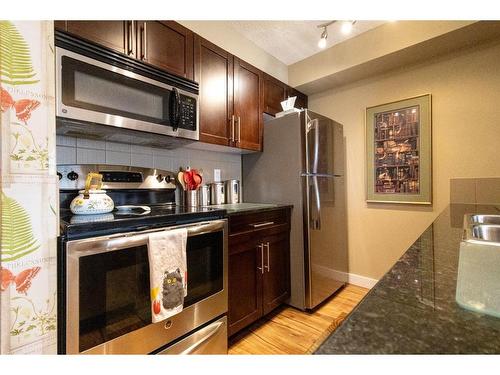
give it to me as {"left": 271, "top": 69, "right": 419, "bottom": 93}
{"left": 289, "top": 21, "right": 475, "bottom": 88}
{"left": 308, "top": 40, "right": 500, "bottom": 280}
{"left": 178, "top": 21, "right": 288, "bottom": 83}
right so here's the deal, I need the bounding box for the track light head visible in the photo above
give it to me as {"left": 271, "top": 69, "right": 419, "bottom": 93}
{"left": 318, "top": 26, "right": 328, "bottom": 49}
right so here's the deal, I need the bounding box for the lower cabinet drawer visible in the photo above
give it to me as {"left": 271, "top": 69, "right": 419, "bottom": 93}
{"left": 229, "top": 208, "right": 289, "bottom": 235}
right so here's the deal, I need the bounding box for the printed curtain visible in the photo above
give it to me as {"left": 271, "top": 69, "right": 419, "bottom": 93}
{"left": 0, "top": 21, "right": 58, "bottom": 354}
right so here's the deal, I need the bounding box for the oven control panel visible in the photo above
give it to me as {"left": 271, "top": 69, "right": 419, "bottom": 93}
{"left": 58, "top": 164, "right": 177, "bottom": 190}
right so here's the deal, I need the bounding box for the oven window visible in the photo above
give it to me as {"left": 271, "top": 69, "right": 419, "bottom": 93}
{"left": 61, "top": 56, "right": 170, "bottom": 125}
{"left": 78, "top": 231, "right": 223, "bottom": 353}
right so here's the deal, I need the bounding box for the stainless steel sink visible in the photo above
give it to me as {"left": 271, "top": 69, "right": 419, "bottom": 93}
{"left": 466, "top": 224, "right": 500, "bottom": 243}
{"left": 468, "top": 214, "right": 500, "bottom": 225}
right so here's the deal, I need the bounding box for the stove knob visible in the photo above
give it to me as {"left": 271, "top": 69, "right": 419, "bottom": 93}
{"left": 57, "top": 172, "right": 63, "bottom": 180}
{"left": 165, "top": 175, "right": 173, "bottom": 183}
{"left": 156, "top": 174, "right": 164, "bottom": 183}
{"left": 67, "top": 171, "right": 79, "bottom": 181}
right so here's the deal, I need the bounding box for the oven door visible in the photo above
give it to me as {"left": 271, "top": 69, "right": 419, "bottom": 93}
{"left": 56, "top": 47, "right": 198, "bottom": 140}
{"left": 65, "top": 219, "right": 227, "bottom": 354}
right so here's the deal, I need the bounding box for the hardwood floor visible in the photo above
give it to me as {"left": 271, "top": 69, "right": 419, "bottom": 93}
{"left": 228, "top": 284, "right": 369, "bottom": 355}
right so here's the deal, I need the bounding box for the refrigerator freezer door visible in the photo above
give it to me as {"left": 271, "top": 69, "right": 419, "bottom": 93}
{"left": 303, "top": 110, "right": 344, "bottom": 177}
{"left": 304, "top": 173, "right": 348, "bottom": 309}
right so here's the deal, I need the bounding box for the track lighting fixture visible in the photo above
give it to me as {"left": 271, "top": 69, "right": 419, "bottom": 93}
{"left": 317, "top": 20, "right": 357, "bottom": 49}
{"left": 341, "top": 20, "right": 356, "bottom": 35}
{"left": 318, "top": 27, "right": 328, "bottom": 49}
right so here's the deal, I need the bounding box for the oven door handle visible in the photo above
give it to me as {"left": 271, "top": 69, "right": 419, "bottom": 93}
{"left": 179, "top": 320, "right": 225, "bottom": 354}
{"left": 186, "top": 221, "right": 225, "bottom": 237}
{"left": 67, "top": 220, "right": 226, "bottom": 257}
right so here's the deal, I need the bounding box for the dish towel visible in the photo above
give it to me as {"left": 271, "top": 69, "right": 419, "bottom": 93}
{"left": 148, "top": 228, "right": 188, "bottom": 323}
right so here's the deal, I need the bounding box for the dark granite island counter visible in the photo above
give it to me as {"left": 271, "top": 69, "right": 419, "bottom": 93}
{"left": 316, "top": 204, "right": 500, "bottom": 354}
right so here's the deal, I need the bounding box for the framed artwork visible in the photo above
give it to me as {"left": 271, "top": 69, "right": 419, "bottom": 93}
{"left": 366, "top": 94, "right": 432, "bottom": 204}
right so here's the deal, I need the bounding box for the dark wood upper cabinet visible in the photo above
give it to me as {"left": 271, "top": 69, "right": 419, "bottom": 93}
{"left": 233, "top": 58, "right": 263, "bottom": 151}
{"left": 194, "top": 36, "right": 234, "bottom": 146}
{"left": 55, "top": 21, "right": 131, "bottom": 55}
{"left": 55, "top": 20, "right": 193, "bottom": 80}
{"left": 263, "top": 74, "right": 287, "bottom": 116}
{"left": 286, "top": 86, "right": 308, "bottom": 110}
{"left": 137, "top": 21, "right": 194, "bottom": 80}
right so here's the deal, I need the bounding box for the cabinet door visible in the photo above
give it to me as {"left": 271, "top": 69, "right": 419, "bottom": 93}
{"left": 59, "top": 21, "right": 131, "bottom": 56}
{"left": 138, "top": 21, "right": 194, "bottom": 80}
{"left": 233, "top": 58, "right": 263, "bottom": 151}
{"left": 286, "top": 87, "right": 308, "bottom": 110}
{"left": 194, "top": 36, "right": 234, "bottom": 146}
{"left": 264, "top": 74, "right": 286, "bottom": 116}
{"left": 262, "top": 232, "right": 291, "bottom": 315}
{"left": 228, "top": 236, "right": 263, "bottom": 336}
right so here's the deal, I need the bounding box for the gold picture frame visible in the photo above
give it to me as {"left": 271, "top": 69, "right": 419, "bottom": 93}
{"left": 366, "top": 94, "right": 432, "bottom": 205}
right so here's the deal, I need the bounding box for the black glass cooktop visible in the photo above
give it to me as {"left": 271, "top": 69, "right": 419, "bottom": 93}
{"left": 59, "top": 204, "right": 227, "bottom": 240}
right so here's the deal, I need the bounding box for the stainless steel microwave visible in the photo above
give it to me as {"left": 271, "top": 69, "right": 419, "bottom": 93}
{"left": 55, "top": 46, "right": 199, "bottom": 142}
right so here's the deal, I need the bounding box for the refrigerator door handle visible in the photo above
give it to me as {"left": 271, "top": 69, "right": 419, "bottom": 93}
{"left": 306, "top": 118, "right": 320, "bottom": 174}
{"left": 312, "top": 176, "right": 321, "bottom": 230}
{"left": 301, "top": 172, "right": 342, "bottom": 178}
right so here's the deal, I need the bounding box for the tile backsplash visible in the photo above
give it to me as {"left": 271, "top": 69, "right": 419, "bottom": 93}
{"left": 56, "top": 135, "right": 242, "bottom": 183}
{"left": 450, "top": 177, "right": 500, "bottom": 204}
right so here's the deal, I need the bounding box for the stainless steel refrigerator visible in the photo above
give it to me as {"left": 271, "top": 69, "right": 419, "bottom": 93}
{"left": 242, "top": 109, "right": 347, "bottom": 310}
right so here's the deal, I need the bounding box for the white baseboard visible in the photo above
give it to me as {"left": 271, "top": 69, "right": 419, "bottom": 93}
{"left": 313, "top": 265, "right": 379, "bottom": 289}
{"left": 345, "top": 272, "right": 379, "bottom": 289}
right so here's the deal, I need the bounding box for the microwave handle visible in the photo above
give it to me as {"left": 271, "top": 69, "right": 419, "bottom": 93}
{"left": 169, "top": 87, "right": 181, "bottom": 131}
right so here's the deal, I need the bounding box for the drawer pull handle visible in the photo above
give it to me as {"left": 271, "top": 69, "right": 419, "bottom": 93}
{"left": 250, "top": 221, "right": 275, "bottom": 228}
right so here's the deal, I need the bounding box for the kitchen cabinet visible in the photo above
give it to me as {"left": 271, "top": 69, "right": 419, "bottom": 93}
{"left": 233, "top": 58, "right": 264, "bottom": 151}
{"left": 286, "top": 86, "right": 308, "bottom": 110}
{"left": 55, "top": 20, "right": 194, "bottom": 80}
{"left": 55, "top": 21, "right": 130, "bottom": 55}
{"left": 262, "top": 231, "right": 290, "bottom": 315}
{"left": 228, "top": 207, "right": 291, "bottom": 336}
{"left": 194, "top": 38, "right": 263, "bottom": 151}
{"left": 194, "top": 36, "right": 234, "bottom": 146}
{"left": 263, "top": 74, "right": 287, "bottom": 116}
{"left": 137, "top": 21, "right": 194, "bottom": 80}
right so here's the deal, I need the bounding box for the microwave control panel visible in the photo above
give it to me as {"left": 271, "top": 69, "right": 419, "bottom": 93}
{"left": 179, "top": 95, "right": 197, "bottom": 131}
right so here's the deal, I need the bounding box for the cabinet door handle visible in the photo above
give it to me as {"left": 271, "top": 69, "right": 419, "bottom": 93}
{"left": 143, "top": 22, "right": 147, "bottom": 61}
{"left": 264, "top": 242, "right": 270, "bottom": 272}
{"left": 250, "top": 221, "right": 274, "bottom": 228}
{"left": 257, "top": 243, "right": 264, "bottom": 274}
{"left": 127, "top": 21, "right": 133, "bottom": 55}
{"left": 237, "top": 116, "right": 241, "bottom": 143}
{"left": 230, "top": 115, "right": 235, "bottom": 142}
{"left": 140, "top": 22, "right": 146, "bottom": 60}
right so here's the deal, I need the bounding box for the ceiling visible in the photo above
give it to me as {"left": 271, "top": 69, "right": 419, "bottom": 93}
{"left": 228, "top": 21, "right": 386, "bottom": 65}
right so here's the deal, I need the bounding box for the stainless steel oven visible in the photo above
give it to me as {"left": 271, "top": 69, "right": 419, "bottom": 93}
{"left": 55, "top": 45, "right": 198, "bottom": 141}
{"left": 63, "top": 219, "right": 227, "bottom": 354}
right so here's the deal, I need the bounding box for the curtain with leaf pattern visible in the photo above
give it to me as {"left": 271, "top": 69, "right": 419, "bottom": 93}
{"left": 0, "top": 21, "right": 57, "bottom": 355}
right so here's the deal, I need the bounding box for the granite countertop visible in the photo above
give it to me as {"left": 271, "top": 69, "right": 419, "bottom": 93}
{"left": 316, "top": 203, "right": 500, "bottom": 354}
{"left": 207, "top": 202, "right": 293, "bottom": 215}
